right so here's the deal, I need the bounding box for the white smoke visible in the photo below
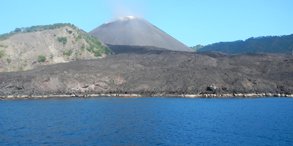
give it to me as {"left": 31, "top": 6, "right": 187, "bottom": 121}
{"left": 107, "top": 0, "right": 146, "bottom": 19}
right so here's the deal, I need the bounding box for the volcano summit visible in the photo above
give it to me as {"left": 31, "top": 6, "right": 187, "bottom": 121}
{"left": 90, "top": 16, "right": 193, "bottom": 53}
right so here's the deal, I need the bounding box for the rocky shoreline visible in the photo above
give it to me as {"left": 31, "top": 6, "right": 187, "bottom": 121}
{"left": 1, "top": 93, "right": 292, "bottom": 100}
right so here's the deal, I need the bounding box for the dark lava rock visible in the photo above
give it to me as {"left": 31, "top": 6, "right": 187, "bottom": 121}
{"left": 0, "top": 52, "right": 292, "bottom": 97}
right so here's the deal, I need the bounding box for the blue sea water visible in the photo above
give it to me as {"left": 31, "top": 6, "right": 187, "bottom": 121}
{"left": 0, "top": 97, "right": 292, "bottom": 146}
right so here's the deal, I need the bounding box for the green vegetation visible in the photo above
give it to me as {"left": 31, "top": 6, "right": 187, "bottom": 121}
{"left": 74, "top": 51, "right": 82, "bottom": 57}
{"left": 57, "top": 37, "right": 67, "bottom": 45}
{"left": 0, "top": 44, "right": 8, "bottom": 48}
{"left": 75, "top": 34, "right": 82, "bottom": 41}
{"left": 15, "top": 23, "right": 76, "bottom": 33}
{"left": 6, "top": 58, "right": 11, "bottom": 64}
{"left": 14, "top": 28, "right": 22, "bottom": 33}
{"left": 0, "top": 23, "right": 112, "bottom": 60}
{"left": 0, "top": 34, "right": 9, "bottom": 41}
{"left": 0, "top": 49, "right": 5, "bottom": 58}
{"left": 191, "top": 44, "right": 204, "bottom": 51}
{"left": 80, "top": 44, "right": 85, "bottom": 51}
{"left": 198, "top": 34, "right": 293, "bottom": 54}
{"left": 66, "top": 29, "right": 73, "bottom": 34}
{"left": 18, "top": 66, "right": 24, "bottom": 71}
{"left": 37, "top": 55, "right": 46, "bottom": 63}
{"left": 0, "top": 23, "right": 77, "bottom": 41}
{"left": 63, "top": 50, "right": 73, "bottom": 56}
{"left": 86, "top": 42, "right": 110, "bottom": 57}
{"left": 83, "top": 34, "right": 111, "bottom": 57}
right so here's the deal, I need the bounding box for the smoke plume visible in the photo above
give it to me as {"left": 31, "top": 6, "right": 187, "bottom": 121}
{"left": 107, "top": 0, "right": 146, "bottom": 19}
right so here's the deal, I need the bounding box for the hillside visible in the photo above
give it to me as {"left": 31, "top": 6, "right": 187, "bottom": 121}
{"left": 197, "top": 34, "right": 293, "bottom": 54}
{"left": 0, "top": 52, "right": 292, "bottom": 98}
{"left": 0, "top": 23, "right": 110, "bottom": 72}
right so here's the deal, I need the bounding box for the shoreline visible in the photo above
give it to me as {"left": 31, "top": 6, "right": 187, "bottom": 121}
{"left": 1, "top": 93, "right": 293, "bottom": 100}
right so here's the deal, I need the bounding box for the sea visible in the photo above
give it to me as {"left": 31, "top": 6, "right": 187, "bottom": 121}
{"left": 0, "top": 97, "right": 292, "bottom": 146}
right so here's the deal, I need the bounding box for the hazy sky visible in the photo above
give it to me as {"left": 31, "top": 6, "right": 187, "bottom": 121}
{"left": 1, "top": 0, "right": 293, "bottom": 46}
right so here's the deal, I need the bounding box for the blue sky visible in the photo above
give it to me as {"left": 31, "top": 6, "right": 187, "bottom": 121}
{"left": 1, "top": 0, "right": 293, "bottom": 46}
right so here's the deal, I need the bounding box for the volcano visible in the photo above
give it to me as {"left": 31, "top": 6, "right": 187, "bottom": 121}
{"left": 90, "top": 16, "right": 193, "bottom": 53}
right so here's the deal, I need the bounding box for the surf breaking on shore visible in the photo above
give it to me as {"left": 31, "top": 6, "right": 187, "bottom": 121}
{"left": 1, "top": 93, "right": 293, "bottom": 100}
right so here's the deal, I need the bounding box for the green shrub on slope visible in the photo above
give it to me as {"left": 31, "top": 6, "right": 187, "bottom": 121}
{"left": 37, "top": 55, "right": 46, "bottom": 63}
{"left": 0, "top": 50, "right": 5, "bottom": 58}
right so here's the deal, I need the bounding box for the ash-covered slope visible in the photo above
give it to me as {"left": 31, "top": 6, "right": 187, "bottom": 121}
{"left": 90, "top": 16, "right": 193, "bottom": 52}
